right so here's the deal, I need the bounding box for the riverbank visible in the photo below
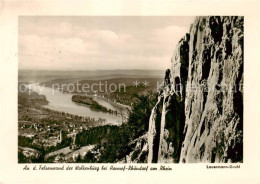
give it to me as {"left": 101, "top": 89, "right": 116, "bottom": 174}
{"left": 25, "top": 83, "right": 125, "bottom": 125}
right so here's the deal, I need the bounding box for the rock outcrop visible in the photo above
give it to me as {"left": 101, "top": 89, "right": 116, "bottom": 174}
{"left": 147, "top": 16, "right": 243, "bottom": 163}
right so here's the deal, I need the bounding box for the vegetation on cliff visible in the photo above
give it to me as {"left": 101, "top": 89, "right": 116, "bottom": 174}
{"left": 74, "top": 92, "right": 157, "bottom": 163}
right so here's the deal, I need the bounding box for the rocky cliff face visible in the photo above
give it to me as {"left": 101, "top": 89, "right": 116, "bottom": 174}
{"left": 147, "top": 16, "right": 243, "bottom": 163}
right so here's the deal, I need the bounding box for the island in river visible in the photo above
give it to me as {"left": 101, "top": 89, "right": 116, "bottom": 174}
{"left": 72, "top": 95, "right": 117, "bottom": 114}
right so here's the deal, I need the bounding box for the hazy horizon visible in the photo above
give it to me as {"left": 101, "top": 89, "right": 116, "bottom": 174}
{"left": 19, "top": 16, "right": 195, "bottom": 70}
{"left": 18, "top": 69, "right": 166, "bottom": 71}
{"left": 18, "top": 68, "right": 165, "bottom": 83}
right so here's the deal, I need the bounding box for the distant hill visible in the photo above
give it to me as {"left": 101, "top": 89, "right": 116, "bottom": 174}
{"left": 18, "top": 70, "right": 165, "bottom": 83}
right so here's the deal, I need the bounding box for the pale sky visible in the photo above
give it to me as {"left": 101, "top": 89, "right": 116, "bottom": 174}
{"left": 19, "top": 16, "right": 195, "bottom": 70}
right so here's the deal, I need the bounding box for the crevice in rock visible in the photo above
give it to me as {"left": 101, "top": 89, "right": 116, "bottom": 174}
{"left": 183, "top": 125, "right": 188, "bottom": 142}
{"left": 200, "top": 143, "right": 205, "bottom": 159}
{"left": 217, "top": 64, "right": 223, "bottom": 85}
{"left": 188, "top": 102, "right": 193, "bottom": 118}
{"left": 233, "top": 62, "right": 243, "bottom": 130}
{"left": 175, "top": 77, "right": 181, "bottom": 94}
{"left": 179, "top": 34, "right": 190, "bottom": 98}
{"left": 211, "top": 147, "right": 216, "bottom": 162}
{"left": 202, "top": 89, "right": 208, "bottom": 111}
{"left": 225, "top": 39, "right": 232, "bottom": 57}
{"left": 164, "top": 94, "right": 186, "bottom": 162}
{"left": 207, "top": 121, "right": 211, "bottom": 136}
{"left": 151, "top": 99, "right": 163, "bottom": 163}
{"left": 216, "top": 49, "right": 223, "bottom": 63}
{"left": 193, "top": 136, "right": 197, "bottom": 147}
{"left": 209, "top": 16, "right": 223, "bottom": 43}
{"left": 200, "top": 119, "right": 206, "bottom": 137}
{"left": 202, "top": 49, "right": 211, "bottom": 80}
{"left": 193, "top": 23, "right": 199, "bottom": 51}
